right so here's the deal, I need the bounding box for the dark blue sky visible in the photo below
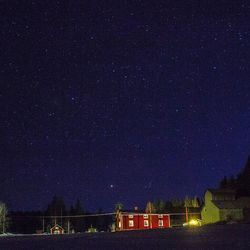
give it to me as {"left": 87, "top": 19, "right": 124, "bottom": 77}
{"left": 1, "top": 0, "right": 250, "bottom": 212}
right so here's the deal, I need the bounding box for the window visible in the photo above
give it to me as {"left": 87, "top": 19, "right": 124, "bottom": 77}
{"left": 158, "top": 220, "right": 164, "bottom": 227}
{"left": 158, "top": 214, "right": 163, "bottom": 218}
{"left": 143, "top": 214, "right": 148, "bottom": 219}
{"left": 129, "top": 220, "right": 134, "bottom": 227}
{"left": 144, "top": 220, "right": 149, "bottom": 227}
{"left": 128, "top": 214, "right": 134, "bottom": 219}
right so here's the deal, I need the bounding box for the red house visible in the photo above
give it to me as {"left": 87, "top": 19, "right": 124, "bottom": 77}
{"left": 50, "top": 224, "right": 65, "bottom": 234}
{"left": 117, "top": 212, "right": 170, "bottom": 231}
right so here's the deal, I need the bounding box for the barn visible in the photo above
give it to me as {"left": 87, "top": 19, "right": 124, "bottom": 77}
{"left": 117, "top": 212, "right": 170, "bottom": 231}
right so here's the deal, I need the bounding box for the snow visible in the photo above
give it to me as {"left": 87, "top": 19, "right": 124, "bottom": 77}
{"left": 0, "top": 224, "right": 249, "bottom": 249}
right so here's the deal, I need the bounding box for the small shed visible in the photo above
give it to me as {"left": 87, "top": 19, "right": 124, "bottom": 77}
{"left": 50, "top": 224, "right": 65, "bottom": 234}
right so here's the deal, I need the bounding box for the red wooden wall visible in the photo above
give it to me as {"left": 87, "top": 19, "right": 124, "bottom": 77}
{"left": 119, "top": 213, "right": 170, "bottom": 230}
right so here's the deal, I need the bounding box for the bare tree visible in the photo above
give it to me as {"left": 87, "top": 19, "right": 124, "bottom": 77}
{"left": 0, "top": 202, "right": 8, "bottom": 234}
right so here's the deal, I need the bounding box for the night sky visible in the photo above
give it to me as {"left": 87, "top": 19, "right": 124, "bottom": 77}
{"left": 1, "top": 0, "right": 250, "bottom": 212}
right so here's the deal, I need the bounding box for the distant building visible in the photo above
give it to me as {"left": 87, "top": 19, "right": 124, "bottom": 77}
{"left": 117, "top": 212, "right": 170, "bottom": 231}
{"left": 201, "top": 189, "right": 250, "bottom": 224}
{"left": 50, "top": 224, "right": 65, "bottom": 234}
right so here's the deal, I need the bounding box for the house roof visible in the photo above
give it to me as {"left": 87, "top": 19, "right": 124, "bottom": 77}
{"left": 212, "top": 197, "right": 250, "bottom": 209}
{"left": 121, "top": 212, "right": 169, "bottom": 216}
{"left": 207, "top": 188, "right": 236, "bottom": 195}
{"left": 212, "top": 201, "right": 239, "bottom": 209}
{"left": 51, "top": 224, "right": 64, "bottom": 230}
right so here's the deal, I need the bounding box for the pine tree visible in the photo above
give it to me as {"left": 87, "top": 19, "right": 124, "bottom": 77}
{"left": 74, "top": 199, "right": 83, "bottom": 215}
{"left": 153, "top": 200, "right": 166, "bottom": 213}
{"left": 192, "top": 196, "right": 200, "bottom": 208}
{"left": 184, "top": 195, "right": 192, "bottom": 208}
{"left": 237, "top": 156, "right": 250, "bottom": 196}
{"left": 220, "top": 176, "right": 228, "bottom": 188}
{"left": 114, "top": 202, "right": 124, "bottom": 212}
{"left": 145, "top": 201, "right": 156, "bottom": 213}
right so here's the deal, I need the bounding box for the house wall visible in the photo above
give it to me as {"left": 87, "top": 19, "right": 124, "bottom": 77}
{"left": 202, "top": 189, "right": 244, "bottom": 224}
{"left": 202, "top": 190, "right": 220, "bottom": 224}
{"left": 120, "top": 214, "right": 170, "bottom": 230}
{"left": 201, "top": 202, "right": 220, "bottom": 224}
{"left": 219, "top": 209, "right": 243, "bottom": 221}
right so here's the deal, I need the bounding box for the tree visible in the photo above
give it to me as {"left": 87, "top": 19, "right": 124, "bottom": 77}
{"left": 74, "top": 199, "right": 83, "bottom": 215}
{"left": 70, "top": 199, "right": 84, "bottom": 232}
{"left": 237, "top": 156, "right": 250, "bottom": 196}
{"left": 171, "top": 199, "right": 183, "bottom": 208}
{"left": 114, "top": 202, "right": 124, "bottom": 231}
{"left": 191, "top": 196, "right": 200, "bottom": 208}
{"left": 153, "top": 200, "right": 166, "bottom": 213}
{"left": 46, "top": 196, "right": 66, "bottom": 226}
{"left": 46, "top": 196, "right": 66, "bottom": 216}
{"left": 218, "top": 155, "right": 250, "bottom": 197}
{"left": 145, "top": 201, "right": 156, "bottom": 213}
{"left": 114, "top": 202, "right": 124, "bottom": 212}
{"left": 220, "top": 176, "right": 228, "bottom": 188}
{"left": 0, "top": 202, "right": 8, "bottom": 234}
{"left": 184, "top": 196, "right": 192, "bottom": 208}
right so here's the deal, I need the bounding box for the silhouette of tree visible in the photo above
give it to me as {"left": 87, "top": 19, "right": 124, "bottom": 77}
{"left": 191, "top": 196, "right": 200, "bottom": 208}
{"left": 218, "top": 155, "right": 250, "bottom": 197}
{"left": 0, "top": 202, "right": 8, "bottom": 234}
{"left": 46, "top": 196, "right": 66, "bottom": 216}
{"left": 153, "top": 200, "right": 166, "bottom": 213}
{"left": 74, "top": 199, "right": 83, "bottom": 215}
{"left": 114, "top": 202, "right": 124, "bottom": 212}
{"left": 237, "top": 156, "right": 250, "bottom": 196}
{"left": 69, "top": 199, "right": 84, "bottom": 232}
{"left": 220, "top": 176, "right": 228, "bottom": 188}
{"left": 171, "top": 199, "right": 183, "bottom": 208}
{"left": 145, "top": 201, "right": 156, "bottom": 213}
{"left": 46, "top": 196, "right": 66, "bottom": 226}
{"left": 184, "top": 195, "right": 192, "bottom": 208}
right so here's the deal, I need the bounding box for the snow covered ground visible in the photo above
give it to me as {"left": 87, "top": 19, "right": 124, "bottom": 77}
{"left": 0, "top": 224, "right": 249, "bottom": 250}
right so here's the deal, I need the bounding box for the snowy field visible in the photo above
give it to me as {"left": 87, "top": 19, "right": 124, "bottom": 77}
{"left": 0, "top": 224, "right": 250, "bottom": 250}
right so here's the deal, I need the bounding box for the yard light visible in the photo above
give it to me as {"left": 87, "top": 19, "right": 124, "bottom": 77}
{"left": 189, "top": 219, "right": 199, "bottom": 226}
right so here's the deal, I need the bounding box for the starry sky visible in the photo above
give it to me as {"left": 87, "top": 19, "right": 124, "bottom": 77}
{"left": 1, "top": 0, "right": 250, "bottom": 212}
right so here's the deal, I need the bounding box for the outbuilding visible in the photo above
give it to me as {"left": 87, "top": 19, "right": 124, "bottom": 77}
{"left": 50, "top": 224, "right": 65, "bottom": 234}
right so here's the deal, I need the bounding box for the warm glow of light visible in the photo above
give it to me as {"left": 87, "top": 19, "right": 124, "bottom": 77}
{"left": 183, "top": 219, "right": 201, "bottom": 227}
{"left": 189, "top": 219, "right": 199, "bottom": 226}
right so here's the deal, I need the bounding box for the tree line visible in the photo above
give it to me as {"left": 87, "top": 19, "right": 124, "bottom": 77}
{"left": 219, "top": 156, "right": 250, "bottom": 197}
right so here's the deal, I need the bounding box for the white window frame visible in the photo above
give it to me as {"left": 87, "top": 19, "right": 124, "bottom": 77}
{"left": 129, "top": 220, "right": 134, "bottom": 227}
{"left": 144, "top": 220, "right": 149, "bottom": 227}
{"left": 158, "top": 219, "right": 164, "bottom": 227}
{"left": 158, "top": 214, "right": 163, "bottom": 218}
{"left": 128, "top": 214, "right": 134, "bottom": 219}
{"left": 143, "top": 214, "right": 148, "bottom": 219}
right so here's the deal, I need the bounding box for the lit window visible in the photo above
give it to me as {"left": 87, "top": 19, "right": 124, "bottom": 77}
{"left": 158, "top": 220, "right": 164, "bottom": 227}
{"left": 129, "top": 214, "right": 134, "bottom": 219}
{"left": 129, "top": 220, "right": 134, "bottom": 227}
{"left": 144, "top": 220, "right": 149, "bottom": 227}
{"left": 158, "top": 214, "right": 163, "bottom": 218}
{"left": 143, "top": 214, "right": 148, "bottom": 219}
